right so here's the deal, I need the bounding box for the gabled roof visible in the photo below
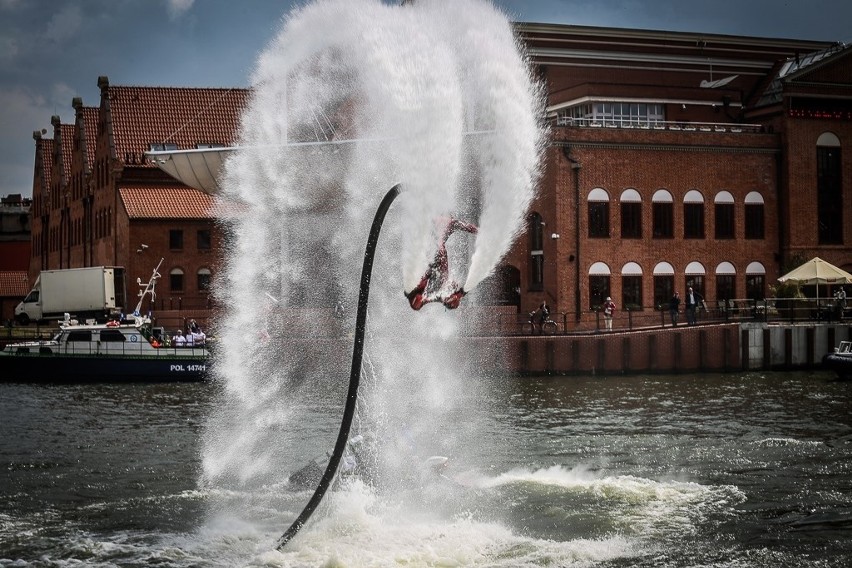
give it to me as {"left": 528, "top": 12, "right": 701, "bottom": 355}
{"left": 102, "top": 79, "right": 250, "bottom": 165}
{"left": 59, "top": 123, "right": 74, "bottom": 177}
{"left": 119, "top": 186, "right": 214, "bottom": 219}
{"left": 81, "top": 106, "right": 99, "bottom": 170}
{"left": 755, "top": 43, "right": 851, "bottom": 107}
{"left": 36, "top": 137, "right": 54, "bottom": 197}
{"left": 0, "top": 271, "right": 29, "bottom": 297}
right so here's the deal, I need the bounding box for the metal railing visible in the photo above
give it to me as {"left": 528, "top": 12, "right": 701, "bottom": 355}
{"left": 551, "top": 116, "right": 765, "bottom": 134}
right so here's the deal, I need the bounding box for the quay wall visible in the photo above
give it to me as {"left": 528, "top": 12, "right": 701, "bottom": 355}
{"left": 468, "top": 323, "right": 852, "bottom": 375}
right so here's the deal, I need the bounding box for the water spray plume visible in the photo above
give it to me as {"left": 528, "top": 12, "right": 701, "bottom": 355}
{"left": 201, "top": 0, "right": 545, "bottom": 550}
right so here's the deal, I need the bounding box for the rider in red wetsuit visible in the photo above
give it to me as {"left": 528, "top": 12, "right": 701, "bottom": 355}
{"left": 405, "top": 217, "right": 478, "bottom": 310}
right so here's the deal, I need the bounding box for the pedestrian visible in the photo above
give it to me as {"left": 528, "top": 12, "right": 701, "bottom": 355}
{"left": 684, "top": 286, "right": 703, "bottom": 325}
{"left": 538, "top": 302, "right": 550, "bottom": 329}
{"left": 669, "top": 291, "right": 681, "bottom": 326}
{"left": 602, "top": 296, "right": 616, "bottom": 331}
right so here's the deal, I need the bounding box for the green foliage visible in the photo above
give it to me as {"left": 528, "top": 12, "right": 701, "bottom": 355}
{"left": 769, "top": 280, "right": 804, "bottom": 299}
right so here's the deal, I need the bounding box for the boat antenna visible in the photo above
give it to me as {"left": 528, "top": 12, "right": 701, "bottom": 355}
{"left": 133, "top": 257, "right": 164, "bottom": 319}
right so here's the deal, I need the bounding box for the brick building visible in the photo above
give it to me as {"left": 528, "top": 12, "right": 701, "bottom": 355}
{"left": 498, "top": 24, "right": 852, "bottom": 325}
{"left": 28, "top": 77, "right": 248, "bottom": 321}
{"left": 0, "top": 194, "right": 31, "bottom": 322}
{"left": 23, "top": 25, "right": 852, "bottom": 330}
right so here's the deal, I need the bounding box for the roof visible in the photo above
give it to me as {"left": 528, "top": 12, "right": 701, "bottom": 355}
{"left": 756, "top": 43, "right": 851, "bottom": 107}
{"left": 119, "top": 186, "right": 215, "bottom": 219}
{"left": 37, "top": 137, "right": 54, "bottom": 197}
{"left": 60, "top": 123, "right": 74, "bottom": 177}
{"left": 103, "top": 82, "right": 250, "bottom": 165}
{"left": 0, "top": 271, "right": 29, "bottom": 297}
{"left": 81, "top": 106, "right": 99, "bottom": 170}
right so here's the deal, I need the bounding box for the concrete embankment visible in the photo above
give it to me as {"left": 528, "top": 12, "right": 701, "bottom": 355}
{"left": 467, "top": 323, "right": 852, "bottom": 375}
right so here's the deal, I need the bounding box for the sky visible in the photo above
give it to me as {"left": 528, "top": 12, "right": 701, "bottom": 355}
{"left": 1, "top": 0, "right": 850, "bottom": 198}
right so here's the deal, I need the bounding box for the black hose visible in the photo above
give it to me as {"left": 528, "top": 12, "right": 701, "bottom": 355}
{"left": 276, "top": 183, "right": 402, "bottom": 549}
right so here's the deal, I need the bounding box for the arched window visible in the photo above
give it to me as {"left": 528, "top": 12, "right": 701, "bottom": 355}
{"left": 621, "top": 261, "right": 643, "bottom": 309}
{"left": 170, "top": 267, "right": 184, "bottom": 293}
{"left": 528, "top": 212, "right": 544, "bottom": 291}
{"left": 683, "top": 190, "right": 705, "bottom": 239}
{"left": 197, "top": 268, "right": 212, "bottom": 292}
{"left": 714, "top": 191, "right": 735, "bottom": 239}
{"left": 744, "top": 192, "right": 765, "bottom": 239}
{"left": 588, "top": 188, "right": 610, "bottom": 238}
{"left": 746, "top": 262, "right": 766, "bottom": 300}
{"left": 685, "top": 261, "right": 707, "bottom": 300}
{"left": 653, "top": 262, "right": 675, "bottom": 308}
{"left": 715, "top": 261, "right": 737, "bottom": 301}
{"left": 620, "top": 189, "right": 642, "bottom": 239}
{"left": 652, "top": 189, "right": 673, "bottom": 238}
{"left": 589, "top": 262, "right": 611, "bottom": 308}
{"left": 817, "top": 131, "right": 842, "bottom": 244}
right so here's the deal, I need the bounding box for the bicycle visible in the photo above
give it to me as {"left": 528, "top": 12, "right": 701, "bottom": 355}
{"left": 522, "top": 311, "right": 558, "bottom": 335}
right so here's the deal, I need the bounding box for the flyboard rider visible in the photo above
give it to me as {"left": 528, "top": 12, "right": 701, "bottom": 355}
{"left": 405, "top": 216, "right": 478, "bottom": 310}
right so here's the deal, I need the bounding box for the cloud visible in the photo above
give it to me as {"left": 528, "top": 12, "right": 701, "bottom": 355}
{"left": 166, "top": 0, "right": 194, "bottom": 20}
{"left": 44, "top": 4, "right": 83, "bottom": 44}
{"left": 0, "top": 0, "right": 22, "bottom": 10}
{"left": 0, "top": 35, "right": 18, "bottom": 60}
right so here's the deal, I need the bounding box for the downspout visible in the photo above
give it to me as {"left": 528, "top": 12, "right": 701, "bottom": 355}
{"left": 563, "top": 145, "right": 582, "bottom": 322}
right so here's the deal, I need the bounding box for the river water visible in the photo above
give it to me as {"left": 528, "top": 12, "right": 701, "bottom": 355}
{"left": 1, "top": 371, "right": 850, "bottom": 567}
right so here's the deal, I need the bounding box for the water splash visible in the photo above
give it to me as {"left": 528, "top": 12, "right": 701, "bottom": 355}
{"left": 201, "top": 0, "right": 544, "bottom": 546}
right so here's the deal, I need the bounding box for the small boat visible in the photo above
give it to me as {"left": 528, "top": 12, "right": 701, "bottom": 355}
{"left": 0, "top": 259, "right": 209, "bottom": 382}
{"left": 822, "top": 340, "right": 852, "bottom": 381}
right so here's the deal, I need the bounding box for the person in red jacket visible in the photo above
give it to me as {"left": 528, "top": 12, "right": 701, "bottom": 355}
{"left": 405, "top": 217, "right": 478, "bottom": 310}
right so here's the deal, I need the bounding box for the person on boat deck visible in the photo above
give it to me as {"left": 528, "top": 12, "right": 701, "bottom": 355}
{"left": 191, "top": 327, "right": 206, "bottom": 346}
{"left": 405, "top": 217, "right": 478, "bottom": 311}
{"left": 173, "top": 330, "right": 186, "bottom": 347}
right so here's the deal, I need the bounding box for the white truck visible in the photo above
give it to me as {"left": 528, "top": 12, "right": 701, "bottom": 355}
{"left": 15, "top": 266, "right": 127, "bottom": 325}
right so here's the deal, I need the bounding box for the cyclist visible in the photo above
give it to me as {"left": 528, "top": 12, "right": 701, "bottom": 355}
{"left": 405, "top": 217, "right": 478, "bottom": 310}
{"left": 538, "top": 302, "right": 550, "bottom": 330}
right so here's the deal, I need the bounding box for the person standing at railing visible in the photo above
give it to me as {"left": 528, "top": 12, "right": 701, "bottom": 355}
{"left": 603, "top": 297, "right": 616, "bottom": 331}
{"left": 669, "top": 291, "right": 681, "bottom": 326}
{"left": 685, "top": 287, "right": 703, "bottom": 325}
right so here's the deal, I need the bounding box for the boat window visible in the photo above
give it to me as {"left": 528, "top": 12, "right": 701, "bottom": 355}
{"left": 17, "top": 347, "right": 30, "bottom": 353}
{"left": 67, "top": 330, "right": 93, "bottom": 342}
{"left": 99, "top": 330, "right": 127, "bottom": 342}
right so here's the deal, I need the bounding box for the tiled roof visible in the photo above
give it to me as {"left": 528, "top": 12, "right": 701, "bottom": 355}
{"left": 0, "top": 271, "right": 29, "bottom": 297}
{"left": 82, "top": 106, "right": 99, "bottom": 170}
{"left": 60, "top": 123, "right": 74, "bottom": 175}
{"left": 38, "top": 138, "right": 54, "bottom": 196}
{"left": 106, "top": 85, "right": 250, "bottom": 164}
{"left": 119, "top": 186, "right": 215, "bottom": 219}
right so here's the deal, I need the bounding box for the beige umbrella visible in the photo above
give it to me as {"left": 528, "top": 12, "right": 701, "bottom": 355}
{"left": 778, "top": 256, "right": 852, "bottom": 298}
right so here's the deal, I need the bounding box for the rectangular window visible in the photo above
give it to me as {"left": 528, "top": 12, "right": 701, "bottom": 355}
{"left": 588, "top": 202, "right": 609, "bottom": 238}
{"left": 746, "top": 275, "right": 765, "bottom": 300}
{"left": 622, "top": 275, "right": 642, "bottom": 310}
{"left": 197, "top": 229, "right": 211, "bottom": 250}
{"left": 715, "top": 203, "right": 735, "bottom": 239}
{"left": 684, "top": 203, "right": 704, "bottom": 239}
{"left": 620, "top": 202, "right": 642, "bottom": 238}
{"left": 169, "top": 229, "right": 184, "bottom": 250}
{"left": 197, "top": 272, "right": 211, "bottom": 292}
{"left": 654, "top": 276, "right": 673, "bottom": 309}
{"left": 745, "top": 204, "right": 765, "bottom": 239}
{"left": 589, "top": 275, "right": 611, "bottom": 309}
{"left": 817, "top": 146, "right": 843, "bottom": 244}
{"left": 716, "top": 275, "right": 736, "bottom": 301}
{"left": 170, "top": 273, "right": 184, "bottom": 292}
{"left": 149, "top": 142, "right": 179, "bottom": 151}
{"left": 530, "top": 252, "right": 543, "bottom": 291}
{"left": 653, "top": 202, "right": 673, "bottom": 238}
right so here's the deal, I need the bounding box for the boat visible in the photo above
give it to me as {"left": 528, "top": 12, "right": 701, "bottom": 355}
{"left": 822, "top": 340, "right": 852, "bottom": 381}
{"left": 0, "top": 259, "right": 210, "bottom": 382}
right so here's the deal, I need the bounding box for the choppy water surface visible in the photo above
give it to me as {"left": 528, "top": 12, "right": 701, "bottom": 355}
{"left": 1, "top": 371, "right": 850, "bottom": 567}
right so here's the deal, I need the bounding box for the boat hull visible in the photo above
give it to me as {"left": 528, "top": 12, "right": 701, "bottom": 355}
{"left": 821, "top": 352, "right": 852, "bottom": 381}
{"left": 0, "top": 353, "right": 209, "bottom": 382}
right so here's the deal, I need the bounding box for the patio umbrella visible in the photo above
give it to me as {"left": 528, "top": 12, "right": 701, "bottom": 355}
{"left": 777, "top": 256, "right": 852, "bottom": 298}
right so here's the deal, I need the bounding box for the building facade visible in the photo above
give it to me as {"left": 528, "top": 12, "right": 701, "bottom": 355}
{"left": 499, "top": 24, "right": 852, "bottom": 325}
{"left": 23, "top": 25, "right": 852, "bottom": 330}
{"left": 28, "top": 77, "right": 248, "bottom": 318}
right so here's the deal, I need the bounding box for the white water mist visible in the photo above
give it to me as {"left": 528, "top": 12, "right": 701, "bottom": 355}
{"left": 201, "top": 0, "right": 545, "bottom": 541}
